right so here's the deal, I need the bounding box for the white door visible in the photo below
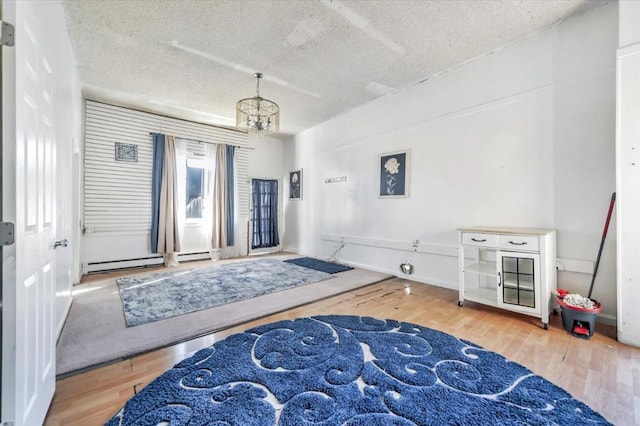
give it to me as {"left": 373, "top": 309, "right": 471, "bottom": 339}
{"left": 2, "top": 1, "right": 58, "bottom": 424}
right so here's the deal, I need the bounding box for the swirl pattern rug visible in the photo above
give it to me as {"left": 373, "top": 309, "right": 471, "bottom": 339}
{"left": 107, "top": 315, "right": 610, "bottom": 425}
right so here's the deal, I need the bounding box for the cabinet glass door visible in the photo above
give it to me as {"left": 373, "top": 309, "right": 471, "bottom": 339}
{"left": 497, "top": 251, "right": 541, "bottom": 314}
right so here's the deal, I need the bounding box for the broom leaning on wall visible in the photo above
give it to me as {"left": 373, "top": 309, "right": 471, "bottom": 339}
{"left": 555, "top": 192, "right": 615, "bottom": 339}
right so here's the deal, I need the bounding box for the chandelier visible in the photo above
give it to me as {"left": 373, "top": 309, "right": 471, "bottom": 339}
{"left": 236, "top": 72, "right": 280, "bottom": 133}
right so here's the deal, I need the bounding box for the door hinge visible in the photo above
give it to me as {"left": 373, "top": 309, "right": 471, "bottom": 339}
{"left": 0, "top": 21, "right": 15, "bottom": 46}
{"left": 0, "top": 222, "right": 15, "bottom": 246}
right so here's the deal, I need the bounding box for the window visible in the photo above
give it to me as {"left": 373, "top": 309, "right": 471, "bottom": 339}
{"left": 186, "top": 159, "right": 206, "bottom": 219}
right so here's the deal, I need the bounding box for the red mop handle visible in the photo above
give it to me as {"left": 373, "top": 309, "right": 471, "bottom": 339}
{"left": 601, "top": 192, "right": 616, "bottom": 239}
{"left": 588, "top": 192, "right": 616, "bottom": 299}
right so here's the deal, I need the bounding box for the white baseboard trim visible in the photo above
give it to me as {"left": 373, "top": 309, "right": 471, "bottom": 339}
{"left": 340, "top": 258, "right": 619, "bottom": 326}
{"left": 617, "top": 329, "right": 640, "bottom": 347}
{"left": 56, "top": 297, "right": 72, "bottom": 341}
{"left": 82, "top": 251, "right": 211, "bottom": 274}
{"left": 596, "top": 313, "right": 617, "bottom": 326}
{"left": 341, "top": 259, "right": 457, "bottom": 291}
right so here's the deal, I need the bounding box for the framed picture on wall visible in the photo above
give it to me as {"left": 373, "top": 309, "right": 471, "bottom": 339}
{"left": 379, "top": 151, "right": 409, "bottom": 198}
{"left": 289, "top": 169, "right": 303, "bottom": 200}
{"left": 115, "top": 142, "right": 138, "bottom": 162}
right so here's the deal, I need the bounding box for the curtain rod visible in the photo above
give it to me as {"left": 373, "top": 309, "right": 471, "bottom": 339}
{"left": 149, "top": 132, "right": 254, "bottom": 150}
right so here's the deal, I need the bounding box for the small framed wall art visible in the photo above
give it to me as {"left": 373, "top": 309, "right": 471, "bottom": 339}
{"left": 115, "top": 142, "right": 138, "bottom": 162}
{"left": 289, "top": 169, "right": 303, "bottom": 200}
{"left": 379, "top": 150, "right": 409, "bottom": 198}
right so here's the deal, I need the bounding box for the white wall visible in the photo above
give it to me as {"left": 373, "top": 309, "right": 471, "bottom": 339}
{"left": 284, "top": 3, "right": 618, "bottom": 318}
{"left": 616, "top": 1, "right": 640, "bottom": 346}
{"left": 619, "top": 0, "right": 640, "bottom": 48}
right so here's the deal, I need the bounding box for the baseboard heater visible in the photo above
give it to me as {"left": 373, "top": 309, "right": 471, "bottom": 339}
{"left": 82, "top": 251, "right": 211, "bottom": 274}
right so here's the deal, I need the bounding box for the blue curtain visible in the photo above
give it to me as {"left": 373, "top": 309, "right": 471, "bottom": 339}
{"left": 150, "top": 133, "right": 165, "bottom": 253}
{"left": 251, "top": 179, "right": 279, "bottom": 249}
{"left": 225, "top": 145, "right": 236, "bottom": 246}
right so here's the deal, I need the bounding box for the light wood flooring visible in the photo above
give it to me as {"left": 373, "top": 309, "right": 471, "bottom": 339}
{"left": 45, "top": 276, "right": 639, "bottom": 425}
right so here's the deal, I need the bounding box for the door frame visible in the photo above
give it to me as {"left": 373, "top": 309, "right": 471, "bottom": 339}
{"left": 1, "top": 0, "right": 19, "bottom": 421}
{"left": 248, "top": 177, "right": 281, "bottom": 255}
{"left": 0, "top": 0, "right": 6, "bottom": 415}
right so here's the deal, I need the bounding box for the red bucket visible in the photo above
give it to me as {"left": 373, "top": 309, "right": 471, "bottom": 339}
{"left": 556, "top": 296, "right": 601, "bottom": 338}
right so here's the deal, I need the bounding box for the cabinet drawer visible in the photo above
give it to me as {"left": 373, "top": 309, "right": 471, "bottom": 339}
{"left": 462, "top": 232, "right": 498, "bottom": 247}
{"left": 498, "top": 235, "right": 539, "bottom": 251}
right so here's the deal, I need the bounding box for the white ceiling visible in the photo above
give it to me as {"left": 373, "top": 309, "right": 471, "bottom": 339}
{"left": 61, "top": 0, "right": 609, "bottom": 137}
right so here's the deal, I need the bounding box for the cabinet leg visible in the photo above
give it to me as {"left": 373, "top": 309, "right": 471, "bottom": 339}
{"left": 457, "top": 300, "right": 464, "bottom": 307}
{"left": 542, "top": 322, "right": 548, "bottom": 330}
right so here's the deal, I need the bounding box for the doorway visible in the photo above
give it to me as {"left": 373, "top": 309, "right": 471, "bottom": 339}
{"left": 249, "top": 178, "right": 280, "bottom": 254}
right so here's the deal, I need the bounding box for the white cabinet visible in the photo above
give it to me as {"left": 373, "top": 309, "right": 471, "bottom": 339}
{"left": 457, "top": 227, "right": 556, "bottom": 328}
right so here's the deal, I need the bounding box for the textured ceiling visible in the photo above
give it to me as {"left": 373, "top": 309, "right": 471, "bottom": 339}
{"left": 62, "top": 0, "right": 608, "bottom": 136}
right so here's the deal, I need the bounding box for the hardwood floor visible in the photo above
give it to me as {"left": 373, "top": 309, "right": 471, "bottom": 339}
{"left": 45, "top": 277, "right": 639, "bottom": 425}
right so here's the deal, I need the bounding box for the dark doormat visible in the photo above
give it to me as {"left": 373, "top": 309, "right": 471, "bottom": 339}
{"left": 284, "top": 257, "right": 354, "bottom": 274}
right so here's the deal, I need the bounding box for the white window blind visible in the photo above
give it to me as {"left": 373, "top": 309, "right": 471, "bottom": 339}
{"left": 84, "top": 101, "right": 249, "bottom": 235}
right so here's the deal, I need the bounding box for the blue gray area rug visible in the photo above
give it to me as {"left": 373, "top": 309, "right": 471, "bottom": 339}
{"left": 116, "top": 259, "right": 332, "bottom": 327}
{"left": 284, "top": 257, "right": 354, "bottom": 274}
{"left": 106, "top": 315, "right": 610, "bottom": 425}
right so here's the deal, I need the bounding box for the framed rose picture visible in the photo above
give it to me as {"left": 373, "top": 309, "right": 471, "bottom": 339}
{"left": 289, "top": 169, "right": 303, "bottom": 200}
{"left": 379, "top": 151, "right": 409, "bottom": 198}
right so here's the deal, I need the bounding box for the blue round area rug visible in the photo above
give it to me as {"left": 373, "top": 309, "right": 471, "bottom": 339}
{"left": 106, "top": 315, "right": 611, "bottom": 425}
